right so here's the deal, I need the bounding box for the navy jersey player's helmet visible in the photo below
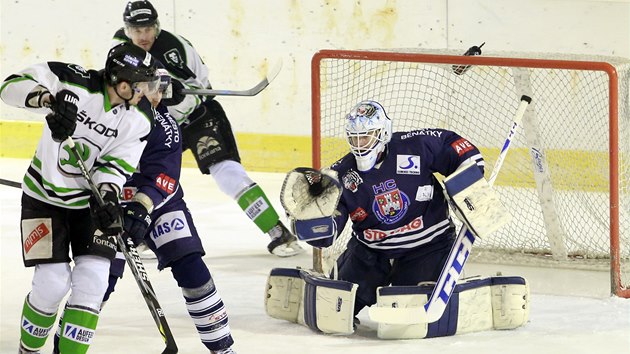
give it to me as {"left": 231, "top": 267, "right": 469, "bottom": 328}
{"left": 123, "top": 0, "right": 159, "bottom": 27}
{"left": 105, "top": 42, "right": 160, "bottom": 95}
{"left": 345, "top": 100, "right": 393, "bottom": 172}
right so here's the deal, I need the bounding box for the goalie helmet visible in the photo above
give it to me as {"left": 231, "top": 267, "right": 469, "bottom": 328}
{"left": 345, "top": 100, "right": 392, "bottom": 172}
{"left": 105, "top": 42, "right": 159, "bottom": 93}
{"left": 123, "top": 0, "right": 159, "bottom": 27}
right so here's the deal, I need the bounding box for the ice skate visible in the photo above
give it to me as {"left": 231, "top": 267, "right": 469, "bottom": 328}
{"left": 267, "top": 222, "right": 305, "bottom": 257}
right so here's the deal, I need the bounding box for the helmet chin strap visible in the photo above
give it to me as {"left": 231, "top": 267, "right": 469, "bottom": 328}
{"left": 113, "top": 83, "right": 134, "bottom": 110}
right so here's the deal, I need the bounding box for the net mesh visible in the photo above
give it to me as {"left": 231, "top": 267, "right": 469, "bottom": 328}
{"left": 313, "top": 49, "right": 630, "bottom": 295}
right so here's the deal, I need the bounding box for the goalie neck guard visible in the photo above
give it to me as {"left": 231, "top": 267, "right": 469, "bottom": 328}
{"left": 345, "top": 100, "right": 392, "bottom": 172}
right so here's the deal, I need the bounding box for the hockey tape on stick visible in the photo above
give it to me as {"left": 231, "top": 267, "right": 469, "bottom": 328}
{"left": 181, "top": 59, "right": 282, "bottom": 96}
{"left": 65, "top": 137, "right": 179, "bottom": 354}
{"left": 369, "top": 95, "right": 531, "bottom": 324}
{"left": 0, "top": 178, "right": 21, "bottom": 188}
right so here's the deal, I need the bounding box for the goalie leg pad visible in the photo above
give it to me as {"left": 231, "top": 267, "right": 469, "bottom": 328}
{"left": 181, "top": 99, "right": 241, "bottom": 175}
{"left": 490, "top": 276, "right": 530, "bottom": 329}
{"left": 373, "top": 276, "right": 529, "bottom": 339}
{"left": 301, "top": 270, "right": 358, "bottom": 335}
{"left": 443, "top": 161, "right": 511, "bottom": 238}
{"left": 265, "top": 268, "right": 304, "bottom": 323}
{"left": 264, "top": 268, "right": 358, "bottom": 335}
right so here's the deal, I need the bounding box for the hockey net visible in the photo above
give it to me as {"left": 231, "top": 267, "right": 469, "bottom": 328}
{"left": 310, "top": 49, "right": 630, "bottom": 298}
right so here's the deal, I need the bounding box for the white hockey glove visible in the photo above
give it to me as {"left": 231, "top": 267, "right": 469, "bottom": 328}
{"left": 280, "top": 167, "right": 342, "bottom": 241}
{"left": 443, "top": 162, "right": 511, "bottom": 238}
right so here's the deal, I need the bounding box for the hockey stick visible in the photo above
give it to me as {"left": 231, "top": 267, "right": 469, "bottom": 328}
{"left": 65, "top": 137, "right": 178, "bottom": 354}
{"left": 181, "top": 59, "right": 282, "bottom": 96}
{"left": 0, "top": 178, "right": 21, "bottom": 188}
{"left": 368, "top": 95, "right": 532, "bottom": 324}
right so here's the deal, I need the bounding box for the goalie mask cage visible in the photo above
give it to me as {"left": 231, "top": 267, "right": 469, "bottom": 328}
{"left": 310, "top": 49, "right": 630, "bottom": 298}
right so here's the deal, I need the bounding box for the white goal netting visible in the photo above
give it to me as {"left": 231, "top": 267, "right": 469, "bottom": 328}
{"left": 312, "top": 49, "right": 630, "bottom": 296}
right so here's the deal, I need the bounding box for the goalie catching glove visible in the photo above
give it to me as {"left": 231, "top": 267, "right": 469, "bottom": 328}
{"left": 280, "top": 167, "right": 342, "bottom": 241}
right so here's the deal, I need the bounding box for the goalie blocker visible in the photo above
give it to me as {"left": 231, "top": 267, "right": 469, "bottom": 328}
{"left": 443, "top": 161, "right": 511, "bottom": 238}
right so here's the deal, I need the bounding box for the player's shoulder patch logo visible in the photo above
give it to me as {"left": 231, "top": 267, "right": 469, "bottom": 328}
{"left": 342, "top": 169, "right": 363, "bottom": 193}
{"left": 451, "top": 138, "right": 474, "bottom": 156}
{"left": 396, "top": 155, "right": 420, "bottom": 175}
{"left": 164, "top": 49, "right": 184, "bottom": 69}
{"left": 67, "top": 64, "right": 90, "bottom": 79}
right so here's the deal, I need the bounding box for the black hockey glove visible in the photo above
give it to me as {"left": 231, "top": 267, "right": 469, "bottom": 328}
{"left": 89, "top": 189, "right": 123, "bottom": 236}
{"left": 45, "top": 90, "right": 79, "bottom": 142}
{"left": 161, "top": 78, "right": 186, "bottom": 106}
{"left": 122, "top": 201, "right": 152, "bottom": 246}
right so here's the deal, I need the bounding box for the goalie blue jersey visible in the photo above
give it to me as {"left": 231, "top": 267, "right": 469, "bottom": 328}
{"left": 325, "top": 129, "right": 484, "bottom": 259}
{"left": 122, "top": 102, "right": 183, "bottom": 209}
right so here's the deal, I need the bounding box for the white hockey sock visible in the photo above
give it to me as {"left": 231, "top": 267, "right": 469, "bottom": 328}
{"left": 183, "top": 281, "right": 234, "bottom": 351}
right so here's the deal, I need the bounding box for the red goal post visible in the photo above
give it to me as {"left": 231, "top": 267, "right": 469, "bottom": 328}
{"left": 310, "top": 48, "right": 630, "bottom": 298}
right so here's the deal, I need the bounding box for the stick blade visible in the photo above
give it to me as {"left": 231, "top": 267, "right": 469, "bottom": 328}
{"left": 266, "top": 58, "right": 283, "bottom": 84}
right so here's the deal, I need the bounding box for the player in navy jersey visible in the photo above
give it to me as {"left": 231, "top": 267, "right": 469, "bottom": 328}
{"left": 285, "top": 100, "right": 485, "bottom": 318}
{"left": 111, "top": 0, "right": 303, "bottom": 258}
{"left": 50, "top": 69, "right": 236, "bottom": 354}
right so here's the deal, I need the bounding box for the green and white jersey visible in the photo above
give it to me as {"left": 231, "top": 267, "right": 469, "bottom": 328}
{"left": 0, "top": 61, "right": 153, "bottom": 209}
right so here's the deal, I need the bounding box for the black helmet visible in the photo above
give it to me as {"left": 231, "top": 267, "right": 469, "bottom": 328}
{"left": 105, "top": 42, "right": 159, "bottom": 87}
{"left": 123, "top": 1, "right": 158, "bottom": 27}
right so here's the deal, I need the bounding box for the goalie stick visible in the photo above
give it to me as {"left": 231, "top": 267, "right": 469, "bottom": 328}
{"left": 65, "top": 137, "right": 178, "bottom": 354}
{"left": 181, "top": 59, "right": 282, "bottom": 96}
{"left": 368, "top": 95, "right": 532, "bottom": 324}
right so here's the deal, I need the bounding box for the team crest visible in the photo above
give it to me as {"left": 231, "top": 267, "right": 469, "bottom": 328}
{"left": 342, "top": 170, "right": 363, "bottom": 193}
{"left": 164, "top": 49, "right": 184, "bottom": 68}
{"left": 372, "top": 181, "right": 409, "bottom": 224}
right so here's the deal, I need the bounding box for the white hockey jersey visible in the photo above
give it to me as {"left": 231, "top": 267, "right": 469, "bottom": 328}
{"left": 0, "top": 61, "right": 153, "bottom": 209}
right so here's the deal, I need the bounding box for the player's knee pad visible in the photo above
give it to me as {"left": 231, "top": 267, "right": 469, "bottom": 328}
{"left": 372, "top": 275, "right": 529, "bottom": 339}
{"left": 264, "top": 268, "right": 358, "bottom": 335}
{"left": 209, "top": 160, "right": 254, "bottom": 199}
{"left": 182, "top": 99, "right": 241, "bottom": 174}
{"left": 236, "top": 183, "right": 280, "bottom": 233}
{"left": 170, "top": 253, "right": 212, "bottom": 290}
{"left": 67, "top": 255, "right": 110, "bottom": 310}
{"left": 30, "top": 263, "right": 72, "bottom": 313}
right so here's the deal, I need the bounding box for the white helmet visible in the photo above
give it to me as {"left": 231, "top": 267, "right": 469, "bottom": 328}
{"left": 345, "top": 100, "right": 392, "bottom": 172}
